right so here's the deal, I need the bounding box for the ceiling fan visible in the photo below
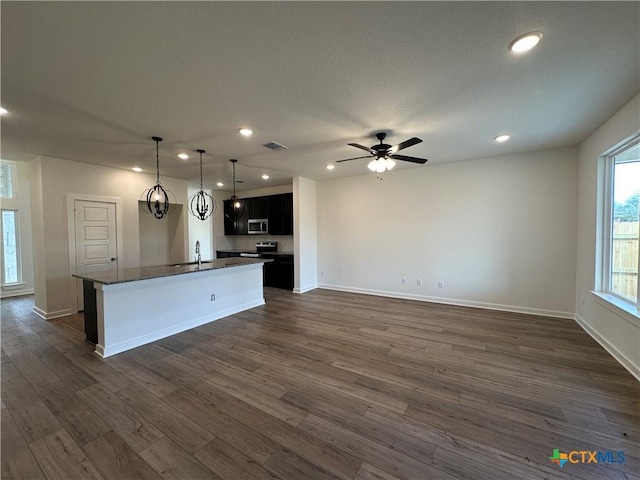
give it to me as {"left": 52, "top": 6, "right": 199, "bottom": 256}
{"left": 337, "top": 132, "right": 428, "bottom": 173}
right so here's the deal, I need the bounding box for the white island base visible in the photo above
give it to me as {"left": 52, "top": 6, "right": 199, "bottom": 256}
{"left": 90, "top": 262, "right": 264, "bottom": 358}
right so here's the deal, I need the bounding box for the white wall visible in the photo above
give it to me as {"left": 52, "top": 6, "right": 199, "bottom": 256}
{"left": 1, "top": 161, "right": 35, "bottom": 297}
{"left": 29, "top": 158, "right": 46, "bottom": 309}
{"left": 140, "top": 201, "right": 185, "bottom": 266}
{"left": 317, "top": 147, "right": 578, "bottom": 317}
{"left": 211, "top": 190, "right": 234, "bottom": 255}
{"left": 294, "top": 177, "right": 317, "bottom": 293}
{"left": 29, "top": 156, "right": 189, "bottom": 318}
{"left": 575, "top": 93, "right": 640, "bottom": 380}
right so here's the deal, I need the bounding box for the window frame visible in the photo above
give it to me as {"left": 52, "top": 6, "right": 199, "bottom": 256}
{"left": 1, "top": 209, "right": 22, "bottom": 286}
{"left": 598, "top": 134, "right": 640, "bottom": 317}
{"left": 0, "top": 160, "right": 17, "bottom": 200}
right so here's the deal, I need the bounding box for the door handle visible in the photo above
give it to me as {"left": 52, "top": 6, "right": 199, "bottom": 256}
{"left": 111, "top": 257, "right": 117, "bottom": 261}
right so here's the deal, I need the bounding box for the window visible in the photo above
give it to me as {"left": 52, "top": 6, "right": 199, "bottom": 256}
{"left": 1, "top": 210, "right": 21, "bottom": 285}
{"left": 0, "top": 160, "right": 16, "bottom": 199}
{"left": 601, "top": 137, "right": 639, "bottom": 311}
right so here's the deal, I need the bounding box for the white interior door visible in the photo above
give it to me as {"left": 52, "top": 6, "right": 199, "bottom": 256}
{"left": 75, "top": 200, "right": 117, "bottom": 310}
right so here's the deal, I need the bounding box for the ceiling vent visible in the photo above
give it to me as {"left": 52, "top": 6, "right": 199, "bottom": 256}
{"left": 262, "top": 141, "right": 288, "bottom": 151}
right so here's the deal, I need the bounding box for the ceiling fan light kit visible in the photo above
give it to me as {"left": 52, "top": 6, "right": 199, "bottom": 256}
{"left": 367, "top": 157, "right": 396, "bottom": 173}
{"left": 338, "top": 132, "right": 427, "bottom": 178}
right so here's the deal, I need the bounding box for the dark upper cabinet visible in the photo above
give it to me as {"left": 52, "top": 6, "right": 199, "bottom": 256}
{"left": 224, "top": 193, "right": 292, "bottom": 236}
{"left": 223, "top": 200, "right": 233, "bottom": 234}
{"left": 223, "top": 199, "right": 248, "bottom": 235}
{"left": 268, "top": 193, "right": 293, "bottom": 236}
{"left": 248, "top": 196, "right": 269, "bottom": 219}
{"left": 283, "top": 193, "right": 293, "bottom": 234}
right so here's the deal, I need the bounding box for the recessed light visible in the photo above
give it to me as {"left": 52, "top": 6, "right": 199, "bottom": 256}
{"left": 239, "top": 128, "right": 253, "bottom": 137}
{"left": 178, "top": 153, "right": 189, "bottom": 160}
{"left": 261, "top": 174, "right": 270, "bottom": 180}
{"left": 494, "top": 134, "right": 510, "bottom": 143}
{"left": 217, "top": 182, "right": 224, "bottom": 187}
{"left": 326, "top": 164, "right": 335, "bottom": 170}
{"left": 132, "top": 167, "right": 143, "bottom": 172}
{"left": 508, "top": 32, "right": 543, "bottom": 53}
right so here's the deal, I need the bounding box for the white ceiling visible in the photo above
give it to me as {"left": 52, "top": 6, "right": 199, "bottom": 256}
{"left": 1, "top": 2, "right": 638, "bottom": 190}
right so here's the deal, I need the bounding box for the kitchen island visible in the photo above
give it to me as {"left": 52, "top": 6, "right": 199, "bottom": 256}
{"left": 73, "top": 257, "right": 270, "bottom": 358}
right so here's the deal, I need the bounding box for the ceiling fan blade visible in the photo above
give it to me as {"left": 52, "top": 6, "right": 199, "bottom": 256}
{"left": 389, "top": 137, "right": 422, "bottom": 154}
{"left": 336, "top": 155, "right": 373, "bottom": 163}
{"left": 389, "top": 154, "right": 428, "bottom": 164}
{"left": 348, "top": 143, "right": 376, "bottom": 154}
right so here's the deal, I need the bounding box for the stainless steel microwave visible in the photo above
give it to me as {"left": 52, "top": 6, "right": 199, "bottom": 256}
{"left": 248, "top": 218, "right": 269, "bottom": 234}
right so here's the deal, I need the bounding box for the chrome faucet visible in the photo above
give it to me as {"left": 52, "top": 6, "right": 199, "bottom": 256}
{"left": 195, "top": 240, "right": 201, "bottom": 267}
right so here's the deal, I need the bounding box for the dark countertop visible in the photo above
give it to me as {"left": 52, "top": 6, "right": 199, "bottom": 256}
{"left": 216, "top": 249, "right": 294, "bottom": 257}
{"left": 73, "top": 257, "right": 271, "bottom": 285}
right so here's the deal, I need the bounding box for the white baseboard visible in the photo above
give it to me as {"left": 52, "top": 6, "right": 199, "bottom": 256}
{"left": 294, "top": 284, "right": 317, "bottom": 294}
{"left": 1, "top": 288, "right": 34, "bottom": 299}
{"left": 96, "top": 298, "right": 265, "bottom": 358}
{"left": 574, "top": 313, "right": 640, "bottom": 382}
{"left": 317, "top": 283, "right": 575, "bottom": 319}
{"left": 32, "top": 306, "right": 74, "bottom": 320}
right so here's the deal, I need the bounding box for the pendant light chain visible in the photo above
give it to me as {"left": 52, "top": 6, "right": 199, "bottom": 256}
{"left": 199, "top": 150, "right": 204, "bottom": 190}
{"left": 232, "top": 160, "right": 237, "bottom": 196}
{"left": 155, "top": 137, "right": 161, "bottom": 184}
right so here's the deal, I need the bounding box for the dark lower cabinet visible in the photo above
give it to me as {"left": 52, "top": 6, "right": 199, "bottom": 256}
{"left": 216, "top": 251, "right": 294, "bottom": 290}
{"left": 82, "top": 279, "right": 98, "bottom": 345}
{"left": 263, "top": 254, "right": 294, "bottom": 290}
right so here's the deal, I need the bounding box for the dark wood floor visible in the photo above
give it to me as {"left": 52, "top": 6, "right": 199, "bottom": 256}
{"left": 1, "top": 289, "right": 638, "bottom": 480}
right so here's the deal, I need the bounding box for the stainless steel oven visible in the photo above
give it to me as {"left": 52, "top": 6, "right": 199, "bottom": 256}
{"left": 239, "top": 241, "right": 277, "bottom": 258}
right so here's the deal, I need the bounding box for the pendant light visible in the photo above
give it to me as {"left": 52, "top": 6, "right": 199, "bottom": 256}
{"left": 225, "top": 159, "right": 246, "bottom": 220}
{"left": 142, "top": 136, "right": 172, "bottom": 219}
{"left": 188, "top": 149, "right": 216, "bottom": 221}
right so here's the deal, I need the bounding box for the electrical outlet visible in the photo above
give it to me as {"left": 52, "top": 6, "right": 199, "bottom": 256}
{"left": 438, "top": 280, "right": 444, "bottom": 288}
{"left": 417, "top": 279, "right": 423, "bottom": 286}
{"left": 210, "top": 293, "right": 216, "bottom": 301}
{"left": 401, "top": 277, "right": 407, "bottom": 284}
{"left": 321, "top": 271, "right": 325, "bottom": 278}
